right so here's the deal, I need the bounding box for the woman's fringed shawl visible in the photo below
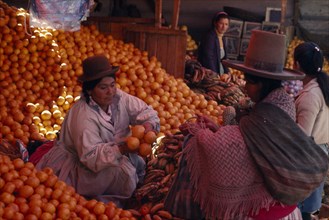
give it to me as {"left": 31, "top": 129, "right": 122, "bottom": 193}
{"left": 183, "top": 126, "right": 277, "bottom": 219}
{"left": 239, "top": 102, "right": 328, "bottom": 205}
{"left": 183, "top": 88, "right": 328, "bottom": 219}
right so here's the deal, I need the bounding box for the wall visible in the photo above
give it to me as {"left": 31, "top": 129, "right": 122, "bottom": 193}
{"left": 295, "top": 0, "right": 329, "bottom": 55}
{"left": 122, "top": 0, "right": 295, "bottom": 43}
{"left": 108, "top": 0, "right": 328, "bottom": 55}
{"left": 2, "top": 0, "right": 295, "bottom": 43}
{"left": 4, "top": 0, "right": 328, "bottom": 55}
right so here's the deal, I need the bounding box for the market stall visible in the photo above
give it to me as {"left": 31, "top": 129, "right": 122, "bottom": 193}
{"left": 0, "top": 0, "right": 329, "bottom": 219}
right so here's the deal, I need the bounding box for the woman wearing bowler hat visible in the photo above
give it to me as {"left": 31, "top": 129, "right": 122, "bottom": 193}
{"left": 36, "top": 54, "right": 160, "bottom": 206}
{"left": 164, "top": 30, "right": 328, "bottom": 219}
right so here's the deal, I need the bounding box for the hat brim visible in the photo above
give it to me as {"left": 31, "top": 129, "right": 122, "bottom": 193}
{"left": 222, "top": 60, "right": 305, "bottom": 80}
{"left": 78, "top": 66, "right": 119, "bottom": 82}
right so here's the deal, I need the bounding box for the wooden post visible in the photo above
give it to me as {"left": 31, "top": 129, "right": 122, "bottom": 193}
{"left": 171, "top": 0, "right": 180, "bottom": 30}
{"left": 280, "top": 0, "right": 287, "bottom": 34}
{"left": 155, "top": 0, "right": 162, "bottom": 28}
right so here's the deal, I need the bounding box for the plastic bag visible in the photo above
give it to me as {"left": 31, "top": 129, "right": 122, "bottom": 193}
{"left": 29, "top": 0, "right": 95, "bottom": 31}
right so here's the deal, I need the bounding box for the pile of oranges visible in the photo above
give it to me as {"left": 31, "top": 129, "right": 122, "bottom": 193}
{"left": 26, "top": 88, "right": 79, "bottom": 141}
{"left": 0, "top": 154, "right": 135, "bottom": 219}
{"left": 0, "top": 0, "right": 225, "bottom": 147}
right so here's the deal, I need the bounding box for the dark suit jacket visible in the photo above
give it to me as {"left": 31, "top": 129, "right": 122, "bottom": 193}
{"left": 198, "top": 29, "right": 229, "bottom": 74}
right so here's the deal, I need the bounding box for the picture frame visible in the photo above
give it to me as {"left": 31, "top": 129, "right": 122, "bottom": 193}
{"left": 243, "top": 22, "right": 262, "bottom": 38}
{"left": 227, "top": 54, "right": 238, "bottom": 60}
{"left": 223, "top": 36, "right": 240, "bottom": 57}
{"left": 265, "top": 7, "right": 281, "bottom": 23}
{"left": 240, "top": 38, "right": 250, "bottom": 56}
{"left": 225, "top": 19, "right": 244, "bottom": 38}
{"left": 262, "top": 22, "right": 281, "bottom": 33}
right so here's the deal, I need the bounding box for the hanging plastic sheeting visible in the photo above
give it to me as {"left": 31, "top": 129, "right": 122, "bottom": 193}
{"left": 29, "top": 0, "right": 95, "bottom": 31}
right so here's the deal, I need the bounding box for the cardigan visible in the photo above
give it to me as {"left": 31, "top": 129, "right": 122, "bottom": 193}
{"left": 198, "top": 29, "right": 229, "bottom": 74}
{"left": 295, "top": 78, "right": 329, "bottom": 145}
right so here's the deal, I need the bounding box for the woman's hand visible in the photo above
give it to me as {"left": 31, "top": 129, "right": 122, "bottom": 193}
{"left": 179, "top": 114, "right": 219, "bottom": 136}
{"left": 179, "top": 122, "right": 191, "bottom": 136}
{"left": 118, "top": 142, "right": 137, "bottom": 155}
{"left": 179, "top": 120, "right": 204, "bottom": 136}
{"left": 143, "top": 122, "right": 154, "bottom": 133}
{"left": 196, "top": 114, "right": 219, "bottom": 132}
{"left": 118, "top": 142, "right": 129, "bottom": 155}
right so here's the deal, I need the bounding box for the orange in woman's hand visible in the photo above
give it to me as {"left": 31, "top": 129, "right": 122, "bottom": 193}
{"left": 126, "top": 136, "right": 140, "bottom": 151}
{"left": 139, "top": 143, "right": 152, "bottom": 157}
{"left": 143, "top": 131, "right": 157, "bottom": 144}
{"left": 131, "top": 125, "right": 145, "bottom": 139}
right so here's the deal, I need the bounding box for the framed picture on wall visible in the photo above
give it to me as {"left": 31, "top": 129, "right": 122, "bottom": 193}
{"left": 243, "top": 22, "right": 262, "bottom": 38}
{"left": 265, "top": 7, "right": 281, "bottom": 23}
{"left": 223, "top": 36, "right": 240, "bottom": 57}
{"left": 225, "top": 19, "right": 243, "bottom": 38}
{"left": 262, "top": 22, "right": 281, "bottom": 33}
{"left": 240, "top": 38, "right": 250, "bottom": 56}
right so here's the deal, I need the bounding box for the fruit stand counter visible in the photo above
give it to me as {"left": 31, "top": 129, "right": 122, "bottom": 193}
{"left": 124, "top": 25, "right": 187, "bottom": 79}
{"left": 82, "top": 18, "right": 187, "bottom": 79}
{"left": 83, "top": 0, "right": 186, "bottom": 79}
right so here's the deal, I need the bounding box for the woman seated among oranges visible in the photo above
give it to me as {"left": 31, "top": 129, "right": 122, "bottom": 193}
{"left": 36, "top": 55, "right": 160, "bottom": 206}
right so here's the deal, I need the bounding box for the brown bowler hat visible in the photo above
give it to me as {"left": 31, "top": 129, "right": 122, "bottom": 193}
{"left": 78, "top": 55, "right": 119, "bottom": 82}
{"left": 222, "top": 30, "right": 305, "bottom": 80}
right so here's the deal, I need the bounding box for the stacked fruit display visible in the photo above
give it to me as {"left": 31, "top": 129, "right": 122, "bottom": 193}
{"left": 0, "top": 1, "right": 225, "bottom": 146}
{"left": 0, "top": 154, "right": 135, "bottom": 219}
{"left": 180, "top": 25, "right": 198, "bottom": 51}
{"left": 24, "top": 88, "right": 79, "bottom": 141}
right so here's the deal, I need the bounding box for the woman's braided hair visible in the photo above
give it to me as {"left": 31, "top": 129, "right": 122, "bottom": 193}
{"left": 81, "top": 78, "right": 102, "bottom": 104}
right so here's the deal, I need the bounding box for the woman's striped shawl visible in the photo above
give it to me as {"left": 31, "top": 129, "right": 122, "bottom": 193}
{"left": 240, "top": 102, "right": 328, "bottom": 205}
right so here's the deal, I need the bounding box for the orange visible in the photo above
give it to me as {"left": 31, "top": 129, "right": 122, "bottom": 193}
{"left": 126, "top": 136, "right": 140, "bottom": 151}
{"left": 139, "top": 143, "right": 152, "bottom": 157}
{"left": 65, "top": 94, "right": 74, "bottom": 103}
{"left": 143, "top": 131, "right": 157, "bottom": 144}
{"left": 52, "top": 109, "right": 62, "bottom": 119}
{"left": 13, "top": 128, "right": 24, "bottom": 138}
{"left": 12, "top": 158, "right": 25, "bottom": 169}
{"left": 84, "top": 199, "right": 97, "bottom": 211}
{"left": 93, "top": 202, "right": 105, "bottom": 215}
{"left": 131, "top": 125, "right": 145, "bottom": 139}
{"left": 25, "top": 176, "right": 40, "bottom": 188}
{"left": 36, "top": 170, "right": 48, "bottom": 183}
{"left": 18, "top": 185, "right": 34, "bottom": 198}
{"left": 42, "top": 202, "right": 56, "bottom": 214}
{"left": 1, "top": 125, "right": 11, "bottom": 135}
{"left": 40, "top": 110, "right": 52, "bottom": 120}
{"left": 3, "top": 206, "right": 15, "bottom": 219}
